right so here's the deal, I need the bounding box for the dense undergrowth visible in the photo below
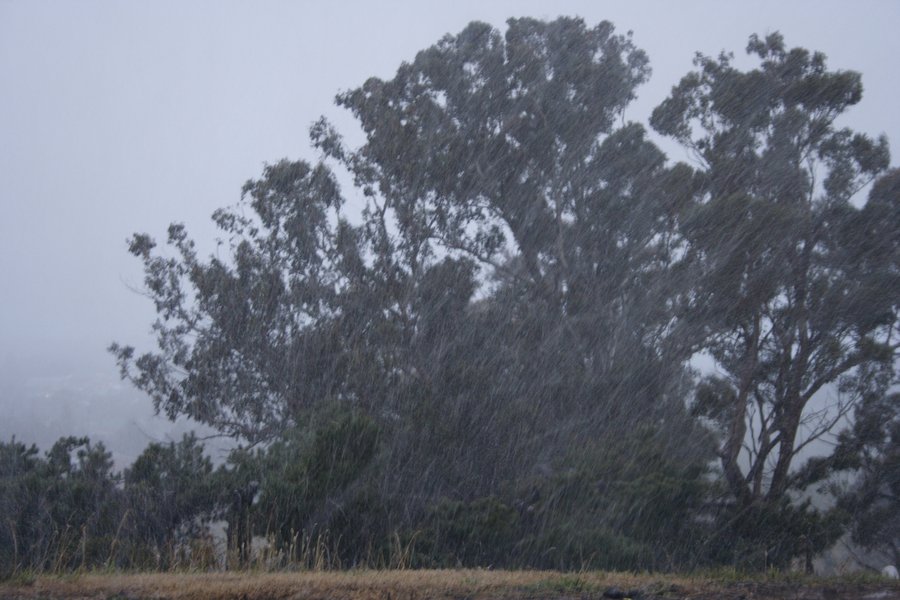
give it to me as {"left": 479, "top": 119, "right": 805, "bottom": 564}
{"left": 0, "top": 419, "right": 856, "bottom": 579}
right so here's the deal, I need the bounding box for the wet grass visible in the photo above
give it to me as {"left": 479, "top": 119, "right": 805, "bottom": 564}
{"left": 1, "top": 569, "right": 898, "bottom": 600}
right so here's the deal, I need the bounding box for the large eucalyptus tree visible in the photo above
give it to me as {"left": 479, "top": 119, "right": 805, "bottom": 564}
{"left": 651, "top": 33, "right": 898, "bottom": 565}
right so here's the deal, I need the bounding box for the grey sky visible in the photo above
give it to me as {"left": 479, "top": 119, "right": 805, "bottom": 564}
{"left": 1, "top": 0, "right": 899, "bottom": 456}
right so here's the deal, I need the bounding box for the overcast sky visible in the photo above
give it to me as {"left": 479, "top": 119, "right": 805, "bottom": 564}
{"left": 2, "top": 0, "right": 899, "bottom": 455}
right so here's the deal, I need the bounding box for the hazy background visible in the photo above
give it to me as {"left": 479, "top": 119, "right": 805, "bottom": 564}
{"left": 2, "top": 0, "right": 899, "bottom": 464}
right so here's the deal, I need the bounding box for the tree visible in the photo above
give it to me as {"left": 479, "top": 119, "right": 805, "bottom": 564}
{"left": 111, "top": 14, "right": 710, "bottom": 495}
{"left": 319, "top": 17, "right": 698, "bottom": 403}
{"left": 112, "top": 14, "right": 700, "bottom": 439}
{"left": 219, "top": 410, "right": 381, "bottom": 567}
{"left": 123, "top": 433, "right": 217, "bottom": 569}
{"left": 835, "top": 387, "right": 900, "bottom": 569}
{"left": 42, "top": 437, "right": 123, "bottom": 570}
{"left": 0, "top": 438, "right": 45, "bottom": 576}
{"left": 651, "top": 33, "right": 898, "bottom": 564}
{"left": 798, "top": 169, "right": 900, "bottom": 570}
{"left": 109, "top": 18, "right": 883, "bottom": 570}
{"left": 0, "top": 436, "right": 124, "bottom": 574}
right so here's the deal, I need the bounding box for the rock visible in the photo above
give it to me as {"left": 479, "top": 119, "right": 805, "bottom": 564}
{"left": 882, "top": 564, "right": 899, "bottom": 579}
{"left": 602, "top": 585, "right": 643, "bottom": 599}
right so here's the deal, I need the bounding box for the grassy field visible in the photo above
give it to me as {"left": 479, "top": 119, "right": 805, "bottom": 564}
{"left": 2, "top": 569, "right": 899, "bottom": 600}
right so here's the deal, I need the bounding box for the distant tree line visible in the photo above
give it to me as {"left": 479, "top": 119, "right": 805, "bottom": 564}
{"left": 9, "top": 17, "right": 898, "bottom": 577}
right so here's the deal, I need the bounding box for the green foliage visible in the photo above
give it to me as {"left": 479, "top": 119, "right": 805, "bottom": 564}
{"left": 701, "top": 498, "right": 846, "bottom": 571}
{"left": 412, "top": 496, "right": 519, "bottom": 568}
{"left": 219, "top": 410, "right": 381, "bottom": 564}
{"left": 513, "top": 431, "right": 711, "bottom": 571}
{"left": 121, "top": 433, "right": 218, "bottom": 569}
{"left": 0, "top": 433, "right": 228, "bottom": 577}
{"left": 0, "top": 436, "right": 123, "bottom": 577}
{"left": 0, "top": 438, "right": 45, "bottom": 577}
{"left": 833, "top": 386, "right": 900, "bottom": 567}
{"left": 403, "top": 425, "right": 713, "bottom": 571}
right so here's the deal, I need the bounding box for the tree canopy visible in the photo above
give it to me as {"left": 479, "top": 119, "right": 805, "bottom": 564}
{"left": 652, "top": 32, "right": 896, "bottom": 505}
{"left": 109, "top": 19, "right": 899, "bottom": 571}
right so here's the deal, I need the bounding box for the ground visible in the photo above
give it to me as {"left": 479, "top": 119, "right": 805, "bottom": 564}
{"left": 2, "top": 570, "right": 900, "bottom": 600}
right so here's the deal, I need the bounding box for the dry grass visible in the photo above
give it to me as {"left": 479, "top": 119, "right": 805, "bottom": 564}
{"left": 1, "top": 569, "right": 899, "bottom": 600}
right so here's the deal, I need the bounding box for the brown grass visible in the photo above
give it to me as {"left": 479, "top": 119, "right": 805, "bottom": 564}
{"left": 1, "top": 569, "right": 899, "bottom": 600}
